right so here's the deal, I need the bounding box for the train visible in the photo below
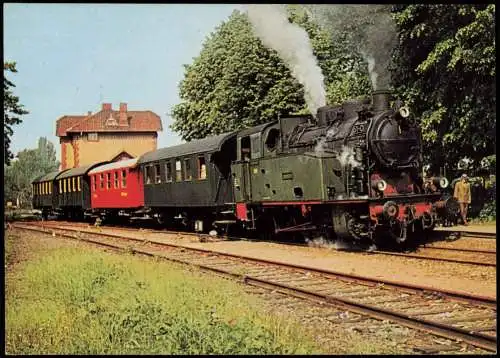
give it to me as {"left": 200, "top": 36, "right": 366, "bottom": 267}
{"left": 32, "top": 90, "right": 456, "bottom": 246}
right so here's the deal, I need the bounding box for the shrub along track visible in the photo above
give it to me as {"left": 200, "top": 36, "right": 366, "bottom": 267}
{"left": 12, "top": 222, "right": 496, "bottom": 353}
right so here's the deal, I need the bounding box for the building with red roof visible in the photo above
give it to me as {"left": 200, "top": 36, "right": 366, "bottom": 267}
{"left": 56, "top": 102, "right": 162, "bottom": 170}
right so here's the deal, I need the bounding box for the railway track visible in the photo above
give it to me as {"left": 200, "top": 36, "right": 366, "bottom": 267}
{"left": 12, "top": 221, "right": 497, "bottom": 352}
{"left": 37, "top": 220, "right": 496, "bottom": 267}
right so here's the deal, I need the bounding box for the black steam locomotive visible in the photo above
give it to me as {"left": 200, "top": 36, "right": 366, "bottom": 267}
{"left": 33, "top": 90, "right": 452, "bottom": 246}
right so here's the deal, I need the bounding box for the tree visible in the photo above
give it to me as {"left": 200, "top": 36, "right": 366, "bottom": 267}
{"left": 391, "top": 5, "right": 496, "bottom": 172}
{"left": 171, "top": 8, "right": 370, "bottom": 141}
{"left": 4, "top": 62, "right": 29, "bottom": 165}
{"left": 4, "top": 137, "right": 59, "bottom": 208}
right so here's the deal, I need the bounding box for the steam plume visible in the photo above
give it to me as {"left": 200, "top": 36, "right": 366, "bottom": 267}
{"left": 306, "top": 5, "right": 397, "bottom": 90}
{"left": 245, "top": 4, "right": 326, "bottom": 115}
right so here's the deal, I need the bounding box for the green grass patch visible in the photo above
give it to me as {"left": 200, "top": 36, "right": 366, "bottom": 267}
{"left": 5, "top": 240, "right": 320, "bottom": 355}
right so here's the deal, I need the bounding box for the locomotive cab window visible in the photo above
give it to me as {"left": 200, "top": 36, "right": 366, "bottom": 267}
{"left": 155, "top": 163, "right": 161, "bottom": 184}
{"left": 175, "top": 160, "right": 182, "bottom": 182}
{"left": 165, "top": 162, "right": 172, "bottom": 182}
{"left": 265, "top": 128, "right": 280, "bottom": 152}
{"left": 184, "top": 158, "right": 192, "bottom": 181}
{"left": 240, "top": 136, "right": 251, "bottom": 161}
{"left": 122, "top": 170, "right": 127, "bottom": 188}
{"left": 198, "top": 156, "right": 207, "bottom": 180}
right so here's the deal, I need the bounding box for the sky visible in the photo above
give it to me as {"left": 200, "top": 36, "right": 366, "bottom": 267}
{"left": 3, "top": 3, "right": 241, "bottom": 161}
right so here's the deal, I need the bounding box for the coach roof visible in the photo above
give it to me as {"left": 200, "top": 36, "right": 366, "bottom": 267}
{"left": 56, "top": 162, "right": 109, "bottom": 179}
{"left": 88, "top": 158, "right": 139, "bottom": 175}
{"left": 138, "top": 131, "right": 237, "bottom": 164}
{"left": 32, "top": 170, "right": 66, "bottom": 184}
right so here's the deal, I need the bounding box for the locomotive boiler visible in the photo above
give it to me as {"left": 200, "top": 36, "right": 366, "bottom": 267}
{"left": 231, "top": 90, "right": 449, "bottom": 245}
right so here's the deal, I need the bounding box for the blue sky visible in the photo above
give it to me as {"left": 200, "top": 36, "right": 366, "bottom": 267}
{"left": 4, "top": 3, "right": 241, "bottom": 161}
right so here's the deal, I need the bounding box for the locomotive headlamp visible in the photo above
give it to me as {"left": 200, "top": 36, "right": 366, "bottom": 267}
{"left": 439, "top": 177, "right": 449, "bottom": 189}
{"left": 376, "top": 180, "right": 387, "bottom": 192}
{"left": 398, "top": 106, "right": 410, "bottom": 118}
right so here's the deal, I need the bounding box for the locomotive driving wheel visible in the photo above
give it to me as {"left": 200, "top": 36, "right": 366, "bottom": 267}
{"left": 389, "top": 219, "right": 407, "bottom": 244}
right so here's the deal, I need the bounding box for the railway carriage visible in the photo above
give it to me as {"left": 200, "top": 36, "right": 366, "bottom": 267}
{"left": 137, "top": 131, "right": 237, "bottom": 231}
{"left": 54, "top": 162, "right": 107, "bottom": 220}
{"left": 88, "top": 158, "right": 144, "bottom": 220}
{"left": 32, "top": 171, "right": 61, "bottom": 218}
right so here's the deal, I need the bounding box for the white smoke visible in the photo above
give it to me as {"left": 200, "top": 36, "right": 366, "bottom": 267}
{"left": 305, "top": 236, "right": 358, "bottom": 250}
{"left": 245, "top": 4, "right": 326, "bottom": 115}
{"left": 338, "top": 145, "right": 361, "bottom": 168}
{"left": 306, "top": 5, "right": 397, "bottom": 91}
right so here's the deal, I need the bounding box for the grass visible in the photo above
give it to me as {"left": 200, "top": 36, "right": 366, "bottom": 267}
{"left": 5, "top": 233, "right": 321, "bottom": 355}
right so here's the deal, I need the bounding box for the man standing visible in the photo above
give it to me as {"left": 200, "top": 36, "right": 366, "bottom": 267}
{"left": 454, "top": 173, "right": 472, "bottom": 225}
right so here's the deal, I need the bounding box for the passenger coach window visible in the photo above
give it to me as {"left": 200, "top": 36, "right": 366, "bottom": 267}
{"left": 100, "top": 174, "right": 104, "bottom": 190}
{"left": 77, "top": 177, "right": 81, "bottom": 191}
{"left": 122, "top": 170, "right": 127, "bottom": 188}
{"left": 72, "top": 177, "right": 76, "bottom": 192}
{"left": 63, "top": 179, "right": 67, "bottom": 193}
{"left": 184, "top": 159, "right": 192, "bottom": 181}
{"left": 107, "top": 173, "right": 111, "bottom": 189}
{"left": 68, "top": 179, "right": 72, "bottom": 193}
{"left": 49, "top": 183, "right": 52, "bottom": 194}
{"left": 175, "top": 160, "right": 182, "bottom": 181}
{"left": 114, "top": 172, "right": 119, "bottom": 188}
{"left": 155, "top": 163, "right": 161, "bottom": 184}
{"left": 198, "top": 156, "right": 207, "bottom": 180}
{"left": 59, "top": 180, "right": 62, "bottom": 193}
{"left": 92, "top": 176, "right": 96, "bottom": 191}
{"left": 165, "top": 162, "right": 172, "bottom": 182}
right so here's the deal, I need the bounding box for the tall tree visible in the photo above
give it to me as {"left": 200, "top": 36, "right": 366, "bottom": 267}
{"left": 4, "top": 62, "right": 29, "bottom": 165}
{"left": 391, "top": 5, "right": 496, "bottom": 172}
{"left": 4, "top": 137, "right": 59, "bottom": 207}
{"left": 171, "top": 8, "right": 370, "bottom": 141}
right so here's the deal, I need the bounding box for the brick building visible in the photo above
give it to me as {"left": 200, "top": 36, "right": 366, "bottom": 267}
{"left": 56, "top": 103, "right": 162, "bottom": 170}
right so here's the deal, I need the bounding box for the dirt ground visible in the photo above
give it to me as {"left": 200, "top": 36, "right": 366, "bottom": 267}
{"left": 33, "top": 223, "right": 496, "bottom": 299}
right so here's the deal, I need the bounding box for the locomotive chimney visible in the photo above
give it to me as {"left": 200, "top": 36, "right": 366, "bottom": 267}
{"left": 372, "top": 90, "right": 391, "bottom": 112}
{"left": 316, "top": 106, "right": 328, "bottom": 127}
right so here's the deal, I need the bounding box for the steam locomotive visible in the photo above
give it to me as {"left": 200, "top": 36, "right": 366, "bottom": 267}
{"left": 33, "top": 90, "right": 452, "bottom": 246}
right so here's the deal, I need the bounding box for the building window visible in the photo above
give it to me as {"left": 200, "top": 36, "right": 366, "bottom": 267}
{"left": 100, "top": 174, "right": 104, "bottom": 190}
{"left": 165, "top": 162, "right": 172, "bottom": 183}
{"left": 122, "top": 170, "right": 127, "bottom": 188}
{"left": 184, "top": 158, "right": 192, "bottom": 181}
{"left": 198, "top": 156, "right": 207, "bottom": 180}
{"left": 155, "top": 163, "right": 161, "bottom": 184}
{"left": 77, "top": 177, "right": 81, "bottom": 192}
{"left": 114, "top": 172, "right": 119, "bottom": 188}
{"left": 175, "top": 160, "right": 182, "bottom": 182}
{"left": 107, "top": 173, "right": 111, "bottom": 189}
{"left": 88, "top": 132, "right": 98, "bottom": 141}
{"left": 72, "top": 177, "right": 76, "bottom": 192}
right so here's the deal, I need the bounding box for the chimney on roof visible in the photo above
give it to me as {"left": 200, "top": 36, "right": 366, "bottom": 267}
{"left": 87, "top": 111, "right": 92, "bottom": 116}
{"left": 102, "top": 103, "right": 112, "bottom": 111}
{"left": 119, "top": 102, "right": 128, "bottom": 126}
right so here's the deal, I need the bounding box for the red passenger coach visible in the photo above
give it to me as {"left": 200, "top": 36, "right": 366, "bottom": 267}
{"left": 88, "top": 158, "right": 144, "bottom": 218}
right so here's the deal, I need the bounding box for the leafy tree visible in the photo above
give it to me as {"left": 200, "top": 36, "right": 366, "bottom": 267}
{"left": 171, "top": 8, "right": 370, "bottom": 141}
{"left": 391, "top": 5, "right": 496, "bottom": 172}
{"left": 4, "top": 137, "right": 59, "bottom": 207}
{"left": 4, "top": 62, "right": 29, "bottom": 165}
